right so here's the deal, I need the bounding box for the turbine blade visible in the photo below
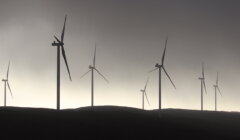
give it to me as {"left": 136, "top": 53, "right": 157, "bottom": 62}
{"left": 6, "top": 61, "right": 10, "bottom": 79}
{"left": 144, "top": 91, "right": 150, "bottom": 106}
{"left": 54, "top": 35, "right": 61, "bottom": 44}
{"left": 203, "top": 80, "right": 207, "bottom": 94}
{"left": 80, "top": 70, "right": 91, "bottom": 79}
{"left": 61, "top": 15, "right": 67, "bottom": 42}
{"left": 148, "top": 67, "right": 158, "bottom": 73}
{"left": 61, "top": 46, "right": 72, "bottom": 81}
{"left": 216, "top": 72, "right": 219, "bottom": 85}
{"left": 54, "top": 35, "right": 71, "bottom": 80}
{"left": 144, "top": 78, "right": 149, "bottom": 91}
{"left": 161, "top": 36, "right": 168, "bottom": 65}
{"left": 93, "top": 44, "right": 96, "bottom": 67}
{"left": 202, "top": 62, "right": 205, "bottom": 78}
{"left": 95, "top": 68, "right": 109, "bottom": 84}
{"left": 7, "top": 82, "right": 13, "bottom": 98}
{"left": 162, "top": 67, "right": 176, "bottom": 89}
{"left": 217, "top": 87, "right": 222, "bottom": 96}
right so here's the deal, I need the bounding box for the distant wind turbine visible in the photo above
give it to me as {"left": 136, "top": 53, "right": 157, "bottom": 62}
{"left": 149, "top": 37, "right": 176, "bottom": 111}
{"left": 198, "top": 63, "right": 207, "bottom": 111}
{"left": 51, "top": 15, "right": 72, "bottom": 110}
{"left": 2, "top": 62, "right": 13, "bottom": 107}
{"left": 140, "top": 78, "right": 150, "bottom": 110}
{"left": 80, "top": 44, "right": 109, "bottom": 107}
{"left": 213, "top": 72, "right": 222, "bottom": 111}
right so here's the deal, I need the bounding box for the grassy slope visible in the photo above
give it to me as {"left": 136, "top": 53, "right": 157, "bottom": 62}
{"left": 0, "top": 106, "right": 240, "bottom": 139}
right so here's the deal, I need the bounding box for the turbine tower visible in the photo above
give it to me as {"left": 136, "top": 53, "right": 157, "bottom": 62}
{"left": 140, "top": 78, "right": 150, "bottom": 110}
{"left": 2, "top": 62, "right": 13, "bottom": 107}
{"left": 80, "top": 44, "right": 109, "bottom": 107}
{"left": 213, "top": 72, "right": 222, "bottom": 111}
{"left": 149, "top": 37, "right": 176, "bottom": 111}
{"left": 198, "top": 63, "right": 207, "bottom": 111}
{"left": 51, "top": 15, "right": 72, "bottom": 110}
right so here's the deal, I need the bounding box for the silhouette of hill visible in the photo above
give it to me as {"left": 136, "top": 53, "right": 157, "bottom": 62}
{"left": 0, "top": 106, "right": 239, "bottom": 140}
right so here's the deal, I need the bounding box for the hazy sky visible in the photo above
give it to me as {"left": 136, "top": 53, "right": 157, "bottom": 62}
{"left": 0, "top": 0, "right": 240, "bottom": 111}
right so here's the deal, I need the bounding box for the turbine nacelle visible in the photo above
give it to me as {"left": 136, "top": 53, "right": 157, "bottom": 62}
{"left": 155, "top": 63, "right": 162, "bottom": 68}
{"left": 2, "top": 79, "right": 7, "bottom": 82}
{"left": 140, "top": 89, "right": 144, "bottom": 93}
{"left": 52, "top": 41, "right": 64, "bottom": 47}
{"left": 199, "top": 77, "right": 204, "bottom": 80}
{"left": 89, "top": 65, "right": 94, "bottom": 69}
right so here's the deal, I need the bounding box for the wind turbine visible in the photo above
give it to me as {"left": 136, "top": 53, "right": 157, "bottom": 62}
{"left": 2, "top": 62, "right": 13, "bottom": 107}
{"left": 149, "top": 37, "right": 176, "bottom": 111}
{"left": 198, "top": 63, "right": 207, "bottom": 111}
{"left": 51, "top": 15, "right": 72, "bottom": 110}
{"left": 140, "top": 78, "right": 150, "bottom": 110}
{"left": 213, "top": 72, "right": 222, "bottom": 111}
{"left": 80, "top": 44, "right": 109, "bottom": 107}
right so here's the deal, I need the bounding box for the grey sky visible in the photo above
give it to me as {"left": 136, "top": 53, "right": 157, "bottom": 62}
{"left": 0, "top": 0, "right": 240, "bottom": 111}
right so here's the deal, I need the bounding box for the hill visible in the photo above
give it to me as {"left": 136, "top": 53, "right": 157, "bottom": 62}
{"left": 0, "top": 106, "right": 239, "bottom": 139}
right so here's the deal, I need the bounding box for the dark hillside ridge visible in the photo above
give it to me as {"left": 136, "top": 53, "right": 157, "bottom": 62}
{"left": 0, "top": 106, "right": 240, "bottom": 140}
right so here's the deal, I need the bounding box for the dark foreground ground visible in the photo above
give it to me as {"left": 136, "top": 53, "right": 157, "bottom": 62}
{"left": 0, "top": 106, "right": 240, "bottom": 140}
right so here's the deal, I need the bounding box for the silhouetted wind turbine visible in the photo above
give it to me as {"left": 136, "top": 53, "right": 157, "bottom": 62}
{"left": 149, "top": 37, "right": 176, "bottom": 111}
{"left": 2, "top": 62, "right": 13, "bottom": 107}
{"left": 213, "top": 72, "right": 222, "bottom": 111}
{"left": 198, "top": 63, "right": 207, "bottom": 111}
{"left": 140, "top": 78, "right": 150, "bottom": 110}
{"left": 80, "top": 44, "right": 109, "bottom": 107}
{"left": 51, "top": 15, "right": 72, "bottom": 110}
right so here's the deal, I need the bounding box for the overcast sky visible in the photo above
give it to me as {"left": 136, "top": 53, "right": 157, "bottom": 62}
{"left": 0, "top": 0, "right": 240, "bottom": 111}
